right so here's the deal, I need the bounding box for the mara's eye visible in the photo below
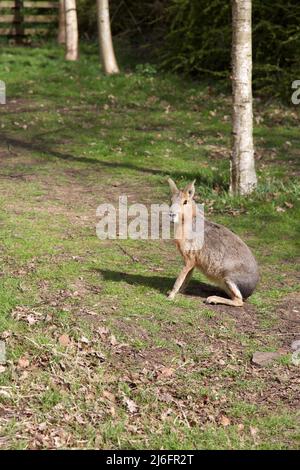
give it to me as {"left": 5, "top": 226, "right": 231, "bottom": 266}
{"left": 183, "top": 200, "right": 188, "bottom": 205}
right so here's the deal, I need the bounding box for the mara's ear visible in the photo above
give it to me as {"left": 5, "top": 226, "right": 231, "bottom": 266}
{"left": 167, "top": 178, "right": 178, "bottom": 195}
{"left": 184, "top": 179, "right": 196, "bottom": 199}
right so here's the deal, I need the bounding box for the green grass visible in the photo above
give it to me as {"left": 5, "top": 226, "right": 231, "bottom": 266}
{"left": 0, "top": 41, "right": 299, "bottom": 449}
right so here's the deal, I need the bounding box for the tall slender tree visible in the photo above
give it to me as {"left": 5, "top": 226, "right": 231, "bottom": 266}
{"left": 231, "top": 0, "right": 257, "bottom": 195}
{"left": 65, "top": 0, "right": 79, "bottom": 61}
{"left": 58, "top": 0, "right": 66, "bottom": 45}
{"left": 97, "top": 0, "right": 119, "bottom": 75}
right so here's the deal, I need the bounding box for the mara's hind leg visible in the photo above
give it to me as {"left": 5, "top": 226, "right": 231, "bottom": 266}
{"left": 205, "top": 279, "right": 244, "bottom": 307}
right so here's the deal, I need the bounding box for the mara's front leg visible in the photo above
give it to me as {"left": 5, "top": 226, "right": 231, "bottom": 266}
{"left": 168, "top": 265, "right": 194, "bottom": 300}
{"left": 179, "top": 267, "right": 194, "bottom": 293}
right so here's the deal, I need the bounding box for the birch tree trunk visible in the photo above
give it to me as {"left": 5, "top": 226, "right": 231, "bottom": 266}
{"left": 97, "top": 0, "right": 120, "bottom": 75}
{"left": 58, "top": 0, "right": 66, "bottom": 44}
{"left": 65, "top": 0, "right": 79, "bottom": 61}
{"left": 231, "top": 0, "right": 257, "bottom": 195}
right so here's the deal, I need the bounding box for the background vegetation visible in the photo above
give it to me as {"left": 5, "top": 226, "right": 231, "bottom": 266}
{"left": 76, "top": 0, "right": 300, "bottom": 100}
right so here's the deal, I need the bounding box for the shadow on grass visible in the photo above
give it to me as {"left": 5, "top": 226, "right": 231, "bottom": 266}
{"left": 96, "top": 268, "right": 225, "bottom": 298}
{"left": 1, "top": 132, "right": 227, "bottom": 189}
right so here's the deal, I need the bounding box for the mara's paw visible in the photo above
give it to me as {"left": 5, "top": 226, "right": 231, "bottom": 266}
{"left": 167, "top": 292, "right": 176, "bottom": 300}
{"left": 205, "top": 296, "right": 219, "bottom": 305}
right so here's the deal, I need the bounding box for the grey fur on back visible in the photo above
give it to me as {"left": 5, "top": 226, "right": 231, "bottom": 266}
{"left": 201, "top": 219, "right": 259, "bottom": 298}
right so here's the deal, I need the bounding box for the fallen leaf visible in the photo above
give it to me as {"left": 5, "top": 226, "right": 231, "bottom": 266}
{"left": 250, "top": 426, "right": 259, "bottom": 438}
{"left": 159, "top": 367, "right": 175, "bottom": 378}
{"left": 97, "top": 326, "right": 109, "bottom": 337}
{"left": 158, "top": 392, "right": 174, "bottom": 403}
{"left": 103, "top": 390, "right": 116, "bottom": 402}
{"left": 220, "top": 415, "right": 231, "bottom": 427}
{"left": 18, "top": 357, "right": 30, "bottom": 368}
{"left": 19, "top": 371, "right": 29, "bottom": 381}
{"left": 1, "top": 331, "right": 11, "bottom": 339}
{"left": 27, "top": 314, "right": 37, "bottom": 325}
{"left": 123, "top": 396, "right": 138, "bottom": 413}
{"left": 0, "top": 389, "right": 11, "bottom": 399}
{"left": 58, "top": 334, "right": 70, "bottom": 347}
{"left": 161, "top": 408, "right": 173, "bottom": 421}
{"left": 110, "top": 335, "right": 118, "bottom": 346}
{"left": 84, "top": 310, "right": 98, "bottom": 316}
{"left": 80, "top": 336, "right": 90, "bottom": 344}
{"left": 38, "top": 422, "right": 47, "bottom": 431}
{"left": 75, "top": 415, "right": 85, "bottom": 424}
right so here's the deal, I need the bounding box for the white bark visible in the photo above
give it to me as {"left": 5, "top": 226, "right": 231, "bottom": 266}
{"left": 58, "top": 0, "right": 66, "bottom": 44}
{"left": 65, "top": 0, "right": 79, "bottom": 61}
{"left": 97, "top": 0, "right": 120, "bottom": 75}
{"left": 231, "top": 0, "right": 257, "bottom": 195}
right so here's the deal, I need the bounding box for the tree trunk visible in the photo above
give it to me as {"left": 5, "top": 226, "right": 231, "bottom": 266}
{"left": 58, "top": 0, "right": 66, "bottom": 44}
{"left": 97, "top": 0, "right": 120, "bottom": 75}
{"left": 231, "top": 0, "right": 257, "bottom": 195}
{"left": 65, "top": 0, "right": 79, "bottom": 61}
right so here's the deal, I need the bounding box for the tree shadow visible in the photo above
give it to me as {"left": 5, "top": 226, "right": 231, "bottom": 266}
{"left": 0, "top": 132, "right": 227, "bottom": 189}
{"left": 96, "top": 268, "right": 226, "bottom": 299}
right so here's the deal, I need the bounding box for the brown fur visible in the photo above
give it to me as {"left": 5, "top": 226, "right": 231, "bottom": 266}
{"left": 167, "top": 178, "right": 259, "bottom": 307}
